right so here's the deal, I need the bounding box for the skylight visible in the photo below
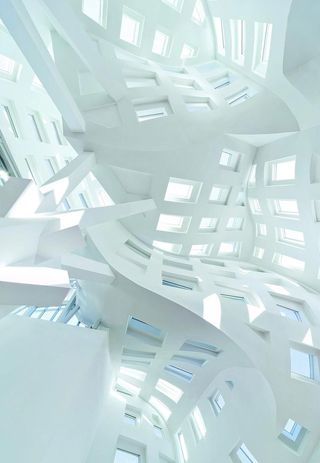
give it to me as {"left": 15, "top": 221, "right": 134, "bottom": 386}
{"left": 191, "top": 407, "right": 206, "bottom": 439}
{"left": 213, "top": 17, "right": 225, "bottom": 55}
{"left": 181, "top": 44, "right": 196, "bottom": 59}
{"left": 192, "top": 0, "right": 205, "bottom": 25}
{"left": 152, "top": 30, "right": 170, "bottom": 56}
{"left": 199, "top": 217, "right": 218, "bottom": 232}
{"left": 153, "top": 240, "right": 182, "bottom": 254}
{"left": 156, "top": 378, "right": 183, "bottom": 403}
{"left": 149, "top": 396, "right": 171, "bottom": 421}
{"left": 235, "top": 443, "right": 259, "bottom": 463}
{"left": 190, "top": 244, "right": 211, "bottom": 256}
{"left": 281, "top": 419, "right": 305, "bottom": 446}
{"left": 120, "top": 8, "right": 144, "bottom": 46}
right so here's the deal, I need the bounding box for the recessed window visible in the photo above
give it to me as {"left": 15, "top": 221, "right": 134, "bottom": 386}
{"left": 181, "top": 339, "right": 221, "bottom": 356}
{"left": 152, "top": 30, "right": 171, "bottom": 56}
{"left": 165, "top": 364, "right": 193, "bottom": 382}
{"left": 199, "top": 217, "right": 218, "bottom": 232}
{"left": 248, "top": 164, "right": 257, "bottom": 187}
{"left": 253, "top": 246, "right": 264, "bottom": 259}
{"left": 210, "top": 73, "right": 232, "bottom": 89}
{"left": 178, "top": 432, "right": 188, "bottom": 462}
{"left": 82, "top": 0, "right": 105, "bottom": 25}
{"left": 290, "top": 347, "right": 319, "bottom": 381}
{"left": 249, "top": 198, "right": 261, "bottom": 214}
{"left": 273, "top": 253, "right": 305, "bottom": 272}
{"left": 149, "top": 396, "right": 171, "bottom": 421}
{"left": 127, "top": 317, "right": 165, "bottom": 347}
{"left": 256, "top": 223, "right": 267, "bottom": 236}
{"left": 120, "top": 7, "right": 144, "bottom": 46}
{"left": 209, "top": 185, "right": 230, "bottom": 204}
{"left": 277, "top": 304, "right": 304, "bottom": 322}
{"left": 219, "top": 241, "right": 240, "bottom": 256}
{"left": 273, "top": 199, "right": 299, "bottom": 218}
{"left": 114, "top": 448, "right": 140, "bottom": 463}
{"left": 162, "top": 0, "right": 184, "bottom": 12}
{"left": 277, "top": 228, "right": 304, "bottom": 247}
{"left": 181, "top": 43, "right": 196, "bottom": 59}
{"left": 135, "top": 101, "right": 170, "bottom": 122}
{"left": 210, "top": 390, "right": 225, "bottom": 415}
{"left": 186, "top": 99, "right": 213, "bottom": 112}
{"left": 219, "top": 149, "right": 240, "bottom": 170}
{"left": 279, "top": 419, "right": 306, "bottom": 450}
{"left": 164, "top": 177, "right": 202, "bottom": 203}
{"left": 190, "top": 407, "right": 206, "bottom": 440}
{"left": 47, "top": 120, "right": 63, "bottom": 145}
{"left": 0, "top": 104, "right": 19, "bottom": 137}
{"left": 192, "top": 0, "right": 205, "bottom": 24}
{"left": 156, "top": 378, "right": 183, "bottom": 403}
{"left": 120, "top": 366, "right": 146, "bottom": 381}
{"left": 231, "top": 19, "right": 245, "bottom": 64}
{"left": 157, "top": 214, "right": 191, "bottom": 233}
{"left": 252, "top": 22, "right": 273, "bottom": 77}
{"left": 153, "top": 240, "right": 182, "bottom": 254}
{"left": 267, "top": 157, "right": 296, "bottom": 184}
{"left": 116, "top": 377, "right": 141, "bottom": 396}
{"left": 213, "top": 17, "right": 225, "bottom": 55}
{"left": 233, "top": 443, "right": 258, "bottom": 463}
{"left": 124, "top": 412, "right": 137, "bottom": 426}
{"left": 162, "top": 275, "right": 196, "bottom": 290}
{"left": 153, "top": 425, "right": 163, "bottom": 438}
{"left": 28, "top": 112, "right": 44, "bottom": 142}
{"left": 190, "top": 244, "right": 211, "bottom": 256}
{"left": 226, "top": 217, "right": 244, "bottom": 230}
{"left": 225, "top": 88, "right": 250, "bottom": 106}
{"left": 0, "top": 54, "right": 20, "bottom": 81}
{"left": 313, "top": 199, "right": 320, "bottom": 222}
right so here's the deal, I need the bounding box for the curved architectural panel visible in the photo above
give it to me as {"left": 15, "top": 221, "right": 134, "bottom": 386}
{"left": 0, "top": 1, "right": 319, "bottom": 463}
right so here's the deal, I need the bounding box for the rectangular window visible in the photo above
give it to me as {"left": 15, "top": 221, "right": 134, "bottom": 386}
{"left": 219, "top": 241, "right": 240, "bottom": 256}
{"left": 267, "top": 157, "right": 296, "bottom": 184}
{"left": 153, "top": 425, "right": 163, "bottom": 437}
{"left": 114, "top": 448, "right": 140, "bottom": 463}
{"left": 252, "top": 22, "right": 273, "bottom": 77}
{"left": 190, "top": 243, "right": 211, "bottom": 256}
{"left": 136, "top": 106, "right": 168, "bottom": 122}
{"left": 290, "top": 348, "right": 319, "bottom": 381}
{"left": 253, "top": 246, "right": 264, "bottom": 259}
{"left": 186, "top": 100, "right": 212, "bottom": 112}
{"left": 162, "top": 0, "right": 184, "bottom": 12}
{"left": 120, "top": 7, "right": 144, "bottom": 46}
{"left": 277, "top": 304, "right": 303, "bottom": 322}
{"left": 149, "top": 396, "right": 171, "bottom": 421}
{"left": 248, "top": 164, "right": 256, "bottom": 187}
{"left": 28, "top": 113, "right": 44, "bottom": 142}
{"left": 209, "top": 185, "right": 230, "bottom": 204}
{"left": 192, "top": 0, "right": 205, "bottom": 25}
{"left": 231, "top": 19, "right": 245, "bottom": 64}
{"left": 190, "top": 407, "right": 206, "bottom": 439}
{"left": 156, "top": 378, "right": 183, "bottom": 402}
{"left": 277, "top": 228, "right": 304, "bottom": 247}
{"left": 165, "top": 364, "right": 193, "bottom": 382}
{"left": 235, "top": 443, "right": 259, "bottom": 463}
{"left": 226, "top": 217, "right": 244, "bottom": 230}
{"left": 162, "top": 276, "right": 195, "bottom": 291}
{"left": 273, "top": 253, "right": 305, "bottom": 272}
{"left": 249, "top": 198, "right": 262, "bottom": 214}
{"left": 82, "top": 0, "right": 104, "bottom": 25}
{"left": 0, "top": 104, "right": 18, "bottom": 137}
{"left": 152, "top": 30, "right": 170, "bottom": 56}
{"left": 127, "top": 317, "right": 165, "bottom": 346}
{"left": 213, "top": 18, "right": 225, "bottom": 55}
{"left": 157, "top": 214, "right": 191, "bottom": 233}
{"left": 164, "top": 177, "right": 202, "bottom": 203}
{"left": 0, "top": 54, "right": 20, "bottom": 81}
{"left": 124, "top": 412, "right": 137, "bottom": 426}
{"left": 48, "top": 120, "right": 63, "bottom": 145}
{"left": 273, "top": 199, "right": 299, "bottom": 218}
{"left": 225, "top": 88, "right": 249, "bottom": 106}
{"left": 210, "top": 390, "right": 225, "bottom": 415}
{"left": 153, "top": 240, "right": 182, "bottom": 254}
{"left": 219, "top": 149, "right": 240, "bottom": 170}
{"left": 178, "top": 432, "right": 188, "bottom": 462}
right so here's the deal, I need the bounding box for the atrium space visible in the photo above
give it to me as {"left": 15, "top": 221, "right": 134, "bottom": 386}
{"left": 0, "top": 0, "right": 320, "bottom": 462}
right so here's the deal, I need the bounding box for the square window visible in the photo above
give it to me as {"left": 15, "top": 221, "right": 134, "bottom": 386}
{"left": 226, "top": 217, "right": 243, "bottom": 230}
{"left": 256, "top": 223, "right": 267, "bottom": 236}
{"left": 219, "top": 149, "right": 240, "bottom": 170}
{"left": 124, "top": 412, "right": 137, "bottom": 426}
{"left": 209, "top": 185, "right": 230, "bottom": 204}
{"left": 290, "top": 347, "right": 319, "bottom": 381}
{"left": 279, "top": 419, "right": 306, "bottom": 450}
{"left": 82, "top": 0, "right": 104, "bottom": 25}
{"left": 181, "top": 43, "right": 196, "bottom": 59}
{"left": 190, "top": 244, "right": 211, "bottom": 256}
{"left": 253, "top": 247, "right": 264, "bottom": 259}
{"left": 0, "top": 54, "right": 20, "bottom": 81}
{"left": 199, "top": 217, "right": 218, "bottom": 232}
{"left": 152, "top": 30, "right": 171, "bottom": 56}
{"left": 233, "top": 443, "right": 258, "bottom": 463}
{"left": 120, "top": 8, "right": 144, "bottom": 46}
{"left": 273, "top": 199, "right": 299, "bottom": 218}
{"left": 267, "top": 157, "right": 296, "bottom": 185}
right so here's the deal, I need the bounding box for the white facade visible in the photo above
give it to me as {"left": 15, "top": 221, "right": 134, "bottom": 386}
{"left": 0, "top": 1, "right": 319, "bottom": 462}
